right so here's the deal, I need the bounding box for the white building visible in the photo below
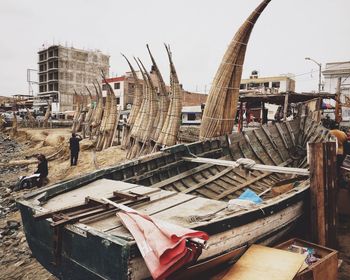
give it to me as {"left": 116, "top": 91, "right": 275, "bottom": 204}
{"left": 323, "top": 61, "right": 350, "bottom": 121}
{"left": 240, "top": 71, "right": 295, "bottom": 94}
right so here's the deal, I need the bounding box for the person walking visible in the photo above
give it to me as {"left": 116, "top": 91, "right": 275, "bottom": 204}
{"left": 69, "top": 133, "right": 82, "bottom": 166}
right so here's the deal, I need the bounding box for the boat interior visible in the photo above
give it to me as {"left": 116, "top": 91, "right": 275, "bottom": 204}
{"left": 24, "top": 117, "right": 329, "bottom": 238}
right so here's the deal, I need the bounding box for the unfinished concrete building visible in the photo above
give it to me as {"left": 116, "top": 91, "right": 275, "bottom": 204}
{"left": 37, "top": 45, "right": 109, "bottom": 112}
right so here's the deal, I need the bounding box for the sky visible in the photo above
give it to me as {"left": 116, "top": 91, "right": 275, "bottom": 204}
{"left": 0, "top": 0, "right": 349, "bottom": 96}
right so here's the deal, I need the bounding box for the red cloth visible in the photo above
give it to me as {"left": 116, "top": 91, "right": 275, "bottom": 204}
{"left": 117, "top": 205, "right": 209, "bottom": 280}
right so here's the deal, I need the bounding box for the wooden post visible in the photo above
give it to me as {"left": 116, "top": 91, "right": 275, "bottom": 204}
{"left": 335, "top": 77, "right": 342, "bottom": 124}
{"left": 324, "top": 142, "right": 338, "bottom": 248}
{"left": 283, "top": 92, "right": 289, "bottom": 122}
{"left": 309, "top": 142, "right": 338, "bottom": 248}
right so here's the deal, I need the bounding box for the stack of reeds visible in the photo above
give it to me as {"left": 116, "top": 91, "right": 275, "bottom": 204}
{"left": 138, "top": 58, "right": 159, "bottom": 155}
{"left": 200, "top": 0, "right": 270, "bottom": 139}
{"left": 126, "top": 59, "right": 150, "bottom": 158}
{"left": 43, "top": 104, "right": 51, "bottom": 128}
{"left": 102, "top": 78, "right": 120, "bottom": 149}
{"left": 11, "top": 111, "right": 17, "bottom": 137}
{"left": 72, "top": 90, "right": 82, "bottom": 133}
{"left": 26, "top": 108, "right": 36, "bottom": 128}
{"left": 76, "top": 94, "right": 87, "bottom": 132}
{"left": 147, "top": 45, "right": 170, "bottom": 142}
{"left": 0, "top": 114, "right": 5, "bottom": 131}
{"left": 84, "top": 87, "right": 94, "bottom": 123}
{"left": 156, "top": 44, "right": 183, "bottom": 147}
{"left": 96, "top": 80, "right": 112, "bottom": 151}
{"left": 90, "top": 81, "right": 104, "bottom": 137}
{"left": 120, "top": 55, "right": 143, "bottom": 149}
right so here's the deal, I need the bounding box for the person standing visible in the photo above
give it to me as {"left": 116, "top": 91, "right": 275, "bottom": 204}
{"left": 69, "top": 133, "right": 82, "bottom": 166}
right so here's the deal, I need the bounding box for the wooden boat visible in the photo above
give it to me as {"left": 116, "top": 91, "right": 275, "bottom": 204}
{"left": 17, "top": 116, "right": 329, "bottom": 280}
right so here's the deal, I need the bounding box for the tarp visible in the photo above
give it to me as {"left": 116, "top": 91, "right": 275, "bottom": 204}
{"left": 116, "top": 204, "right": 209, "bottom": 280}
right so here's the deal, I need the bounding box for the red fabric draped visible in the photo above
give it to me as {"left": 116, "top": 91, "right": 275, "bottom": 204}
{"left": 117, "top": 205, "right": 209, "bottom": 279}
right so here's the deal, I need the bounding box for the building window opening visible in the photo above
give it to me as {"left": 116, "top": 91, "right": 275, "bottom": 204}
{"left": 114, "top": 82, "right": 120, "bottom": 90}
{"left": 272, "top": 82, "right": 280, "bottom": 88}
{"left": 188, "top": 113, "right": 196, "bottom": 121}
{"left": 102, "top": 84, "right": 108, "bottom": 91}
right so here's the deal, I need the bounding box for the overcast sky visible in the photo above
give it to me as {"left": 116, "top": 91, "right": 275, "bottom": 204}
{"left": 0, "top": 0, "right": 349, "bottom": 96}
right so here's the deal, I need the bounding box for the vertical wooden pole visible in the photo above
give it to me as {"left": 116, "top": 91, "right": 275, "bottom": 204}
{"left": 309, "top": 142, "right": 326, "bottom": 246}
{"left": 335, "top": 77, "right": 342, "bottom": 124}
{"left": 309, "top": 142, "right": 338, "bottom": 248}
{"left": 283, "top": 92, "right": 289, "bottom": 122}
{"left": 324, "top": 142, "right": 338, "bottom": 248}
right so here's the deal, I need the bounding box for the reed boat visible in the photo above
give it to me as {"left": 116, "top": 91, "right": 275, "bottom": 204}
{"left": 17, "top": 116, "right": 328, "bottom": 280}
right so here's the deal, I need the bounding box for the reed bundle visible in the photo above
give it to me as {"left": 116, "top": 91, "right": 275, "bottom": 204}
{"left": 199, "top": 0, "right": 270, "bottom": 139}
{"left": 91, "top": 82, "right": 104, "bottom": 137}
{"left": 11, "top": 111, "right": 17, "bottom": 136}
{"left": 103, "top": 78, "right": 120, "bottom": 149}
{"left": 26, "top": 108, "right": 36, "bottom": 128}
{"left": 138, "top": 58, "right": 159, "bottom": 147}
{"left": 120, "top": 54, "right": 143, "bottom": 149}
{"left": 0, "top": 114, "right": 5, "bottom": 131}
{"left": 157, "top": 44, "right": 182, "bottom": 147}
{"left": 147, "top": 44, "right": 170, "bottom": 142}
{"left": 96, "top": 80, "right": 112, "bottom": 151}
{"left": 84, "top": 87, "right": 94, "bottom": 124}
{"left": 127, "top": 64, "right": 148, "bottom": 158}
{"left": 72, "top": 90, "right": 81, "bottom": 133}
{"left": 43, "top": 104, "right": 51, "bottom": 128}
{"left": 76, "top": 94, "right": 88, "bottom": 132}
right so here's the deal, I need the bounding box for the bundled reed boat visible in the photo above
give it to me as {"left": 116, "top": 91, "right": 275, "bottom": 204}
{"left": 17, "top": 116, "right": 329, "bottom": 280}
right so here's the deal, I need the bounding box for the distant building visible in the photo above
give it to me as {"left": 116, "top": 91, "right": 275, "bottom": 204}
{"left": 181, "top": 105, "right": 202, "bottom": 125}
{"left": 323, "top": 61, "right": 350, "bottom": 99}
{"left": 240, "top": 71, "right": 295, "bottom": 94}
{"left": 102, "top": 70, "right": 207, "bottom": 111}
{"left": 36, "top": 45, "right": 109, "bottom": 112}
{"left": 322, "top": 61, "right": 350, "bottom": 122}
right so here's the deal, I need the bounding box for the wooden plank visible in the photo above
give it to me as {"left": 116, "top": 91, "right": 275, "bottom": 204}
{"left": 182, "top": 167, "right": 234, "bottom": 194}
{"left": 182, "top": 157, "right": 308, "bottom": 176}
{"left": 309, "top": 142, "right": 326, "bottom": 246}
{"left": 253, "top": 129, "right": 280, "bottom": 165}
{"left": 221, "top": 245, "right": 305, "bottom": 280}
{"left": 261, "top": 125, "right": 285, "bottom": 161}
{"left": 243, "top": 132, "right": 270, "bottom": 165}
{"left": 286, "top": 121, "right": 296, "bottom": 146}
{"left": 275, "top": 123, "right": 290, "bottom": 150}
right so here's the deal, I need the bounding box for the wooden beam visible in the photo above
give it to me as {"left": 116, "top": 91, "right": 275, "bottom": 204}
{"left": 182, "top": 157, "right": 308, "bottom": 176}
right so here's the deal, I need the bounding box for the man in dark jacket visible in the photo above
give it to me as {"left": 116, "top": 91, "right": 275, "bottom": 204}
{"left": 69, "top": 133, "right": 82, "bottom": 166}
{"left": 34, "top": 154, "right": 48, "bottom": 187}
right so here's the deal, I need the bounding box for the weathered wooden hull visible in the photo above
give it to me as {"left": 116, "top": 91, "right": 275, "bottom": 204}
{"left": 17, "top": 117, "right": 328, "bottom": 280}
{"left": 18, "top": 189, "right": 306, "bottom": 280}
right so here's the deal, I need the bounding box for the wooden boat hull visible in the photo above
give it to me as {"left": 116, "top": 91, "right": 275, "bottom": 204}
{"left": 18, "top": 185, "right": 308, "bottom": 280}
{"left": 17, "top": 117, "right": 327, "bottom": 280}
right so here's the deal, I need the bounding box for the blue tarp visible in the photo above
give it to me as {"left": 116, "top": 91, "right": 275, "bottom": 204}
{"left": 238, "top": 189, "right": 263, "bottom": 204}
